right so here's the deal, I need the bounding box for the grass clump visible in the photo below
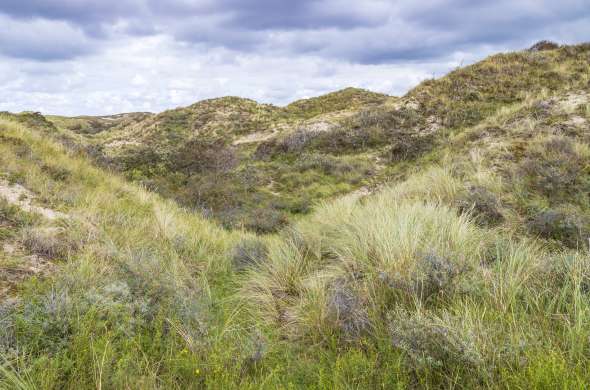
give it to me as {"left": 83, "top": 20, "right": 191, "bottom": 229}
{"left": 21, "top": 226, "right": 78, "bottom": 260}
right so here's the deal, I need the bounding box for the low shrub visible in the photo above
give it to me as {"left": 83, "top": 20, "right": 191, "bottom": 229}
{"left": 326, "top": 279, "right": 371, "bottom": 341}
{"left": 526, "top": 208, "right": 589, "bottom": 248}
{"left": 20, "top": 288, "right": 74, "bottom": 352}
{"left": 296, "top": 154, "right": 354, "bottom": 176}
{"left": 243, "top": 207, "right": 289, "bottom": 234}
{"left": 517, "top": 136, "right": 585, "bottom": 197}
{"left": 0, "top": 134, "right": 33, "bottom": 159}
{"left": 379, "top": 252, "right": 465, "bottom": 302}
{"left": 385, "top": 133, "right": 435, "bottom": 163}
{"left": 455, "top": 185, "right": 504, "bottom": 226}
{"left": 41, "top": 164, "right": 71, "bottom": 182}
{"left": 253, "top": 128, "right": 322, "bottom": 159}
{"left": 0, "top": 300, "right": 17, "bottom": 354}
{"left": 389, "top": 309, "right": 484, "bottom": 374}
{"left": 174, "top": 138, "right": 238, "bottom": 175}
{"left": 528, "top": 40, "right": 560, "bottom": 52}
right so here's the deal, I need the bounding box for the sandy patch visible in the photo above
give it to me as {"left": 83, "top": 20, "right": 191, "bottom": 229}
{"left": 233, "top": 131, "right": 278, "bottom": 145}
{"left": 0, "top": 179, "right": 68, "bottom": 220}
{"left": 558, "top": 92, "right": 588, "bottom": 112}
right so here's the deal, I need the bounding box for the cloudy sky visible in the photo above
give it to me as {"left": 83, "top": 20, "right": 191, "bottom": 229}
{"left": 0, "top": 0, "right": 588, "bottom": 116}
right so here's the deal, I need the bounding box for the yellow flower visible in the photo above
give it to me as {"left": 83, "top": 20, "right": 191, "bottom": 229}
{"left": 194, "top": 368, "right": 200, "bottom": 376}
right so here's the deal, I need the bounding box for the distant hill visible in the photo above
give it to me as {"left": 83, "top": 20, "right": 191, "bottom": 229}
{"left": 35, "top": 43, "right": 589, "bottom": 233}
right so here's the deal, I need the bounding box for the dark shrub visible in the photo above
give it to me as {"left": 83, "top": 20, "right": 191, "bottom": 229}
{"left": 517, "top": 137, "right": 584, "bottom": 197}
{"left": 254, "top": 128, "right": 322, "bottom": 159}
{"left": 175, "top": 138, "right": 238, "bottom": 174}
{"left": 528, "top": 40, "right": 560, "bottom": 52}
{"left": 0, "top": 134, "right": 33, "bottom": 158}
{"left": 13, "top": 112, "right": 58, "bottom": 133}
{"left": 281, "top": 128, "right": 320, "bottom": 152}
{"left": 416, "top": 253, "right": 463, "bottom": 300}
{"left": 83, "top": 144, "right": 114, "bottom": 168}
{"left": 0, "top": 300, "right": 17, "bottom": 354}
{"left": 0, "top": 198, "right": 31, "bottom": 228}
{"left": 455, "top": 185, "right": 503, "bottom": 226}
{"left": 41, "top": 164, "right": 71, "bottom": 182}
{"left": 527, "top": 208, "right": 589, "bottom": 248}
{"left": 244, "top": 207, "right": 289, "bottom": 234}
{"left": 231, "top": 239, "right": 268, "bottom": 271}
{"left": 295, "top": 154, "right": 355, "bottom": 176}
{"left": 253, "top": 138, "right": 278, "bottom": 160}
{"left": 21, "top": 289, "right": 73, "bottom": 351}
{"left": 386, "top": 133, "right": 435, "bottom": 162}
{"left": 327, "top": 279, "right": 370, "bottom": 341}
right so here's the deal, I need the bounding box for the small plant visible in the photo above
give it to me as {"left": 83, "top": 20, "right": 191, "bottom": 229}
{"left": 0, "top": 300, "right": 17, "bottom": 355}
{"left": 415, "top": 253, "right": 463, "bottom": 300}
{"left": 379, "top": 252, "right": 465, "bottom": 303}
{"left": 386, "top": 133, "right": 434, "bottom": 163}
{"left": 174, "top": 138, "right": 238, "bottom": 175}
{"left": 21, "top": 288, "right": 74, "bottom": 351}
{"left": 241, "top": 329, "right": 267, "bottom": 375}
{"left": 0, "top": 135, "right": 33, "bottom": 159}
{"left": 40, "top": 164, "right": 71, "bottom": 182}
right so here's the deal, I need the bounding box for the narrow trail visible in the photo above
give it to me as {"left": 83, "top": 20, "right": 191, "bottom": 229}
{"left": 0, "top": 178, "right": 66, "bottom": 299}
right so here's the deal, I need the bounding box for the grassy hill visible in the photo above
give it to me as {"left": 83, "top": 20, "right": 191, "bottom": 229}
{"left": 1, "top": 42, "right": 590, "bottom": 388}
{"left": 39, "top": 44, "right": 590, "bottom": 234}
{"left": 45, "top": 88, "right": 393, "bottom": 233}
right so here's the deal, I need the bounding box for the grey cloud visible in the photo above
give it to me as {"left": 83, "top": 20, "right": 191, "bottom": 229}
{"left": 1, "top": 0, "right": 588, "bottom": 63}
{"left": 0, "top": 15, "right": 95, "bottom": 60}
{"left": 0, "top": 0, "right": 140, "bottom": 24}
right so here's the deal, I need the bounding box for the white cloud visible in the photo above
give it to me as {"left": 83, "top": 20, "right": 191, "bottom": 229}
{"left": 0, "top": 33, "right": 463, "bottom": 115}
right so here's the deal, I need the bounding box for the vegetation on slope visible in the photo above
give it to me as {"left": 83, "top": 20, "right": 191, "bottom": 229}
{"left": 42, "top": 43, "right": 589, "bottom": 234}
{"left": 45, "top": 89, "right": 392, "bottom": 233}
{"left": 1, "top": 41, "right": 590, "bottom": 388}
